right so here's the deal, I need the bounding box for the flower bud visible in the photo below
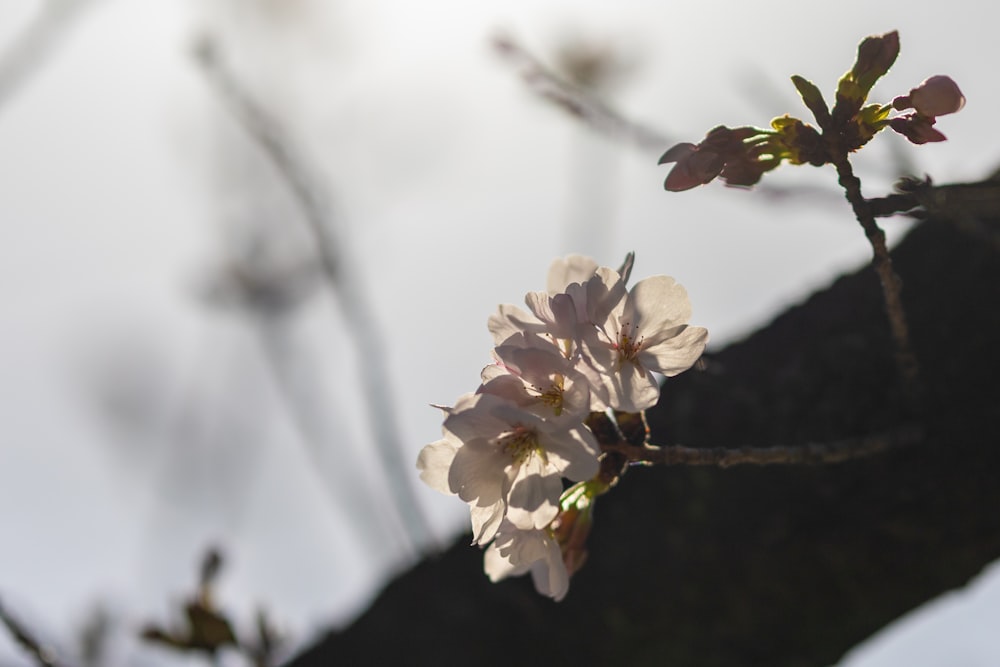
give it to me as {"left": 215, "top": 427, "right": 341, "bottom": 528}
{"left": 893, "top": 75, "right": 965, "bottom": 117}
{"left": 851, "top": 31, "right": 900, "bottom": 93}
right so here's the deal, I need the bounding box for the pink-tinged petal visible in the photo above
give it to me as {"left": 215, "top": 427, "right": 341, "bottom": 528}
{"left": 488, "top": 304, "right": 545, "bottom": 346}
{"left": 584, "top": 267, "right": 627, "bottom": 327}
{"left": 495, "top": 342, "right": 572, "bottom": 382}
{"left": 488, "top": 525, "right": 570, "bottom": 600}
{"left": 416, "top": 437, "right": 459, "bottom": 495}
{"left": 494, "top": 524, "right": 551, "bottom": 565}
{"left": 442, "top": 394, "right": 508, "bottom": 441}
{"left": 546, "top": 255, "right": 599, "bottom": 295}
{"left": 529, "top": 539, "right": 570, "bottom": 601}
{"left": 609, "top": 361, "right": 661, "bottom": 413}
{"left": 908, "top": 75, "right": 965, "bottom": 117}
{"left": 623, "top": 275, "right": 693, "bottom": 332}
{"left": 469, "top": 501, "right": 504, "bottom": 545}
{"left": 638, "top": 325, "right": 709, "bottom": 376}
{"left": 541, "top": 426, "right": 600, "bottom": 481}
{"left": 484, "top": 542, "right": 526, "bottom": 581}
{"left": 448, "top": 438, "right": 507, "bottom": 504}
{"left": 524, "top": 291, "right": 578, "bottom": 340}
{"left": 479, "top": 362, "right": 509, "bottom": 384}
{"left": 478, "top": 372, "right": 532, "bottom": 406}
{"left": 505, "top": 459, "right": 561, "bottom": 530}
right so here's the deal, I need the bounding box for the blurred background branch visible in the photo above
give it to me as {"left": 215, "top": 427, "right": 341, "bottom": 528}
{"left": 493, "top": 33, "right": 670, "bottom": 153}
{"left": 0, "top": 0, "right": 94, "bottom": 113}
{"left": 0, "top": 598, "right": 65, "bottom": 667}
{"left": 193, "top": 34, "right": 432, "bottom": 553}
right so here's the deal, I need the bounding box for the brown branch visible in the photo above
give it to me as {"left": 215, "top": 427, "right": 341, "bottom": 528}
{"left": 603, "top": 425, "right": 923, "bottom": 468}
{"left": 833, "top": 156, "right": 920, "bottom": 389}
{"left": 493, "top": 34, "right": 670, "bottom": 152}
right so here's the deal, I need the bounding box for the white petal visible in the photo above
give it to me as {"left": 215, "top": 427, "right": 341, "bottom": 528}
{"left": 546, "top": 255, "right": 599, "bottom": 294}
{"left": 488, "top": 304, "right": 545, "bottom": 345}
{"left": 524, "top": 291, "right": 578, "bottom": 340}
{"left": 623, "top": 275, "right": 692, "bottom": 333}
{"left": 607, "top": 362, "right": 661, "bottom": 413}
{"left": 505, "top": 458, "right": 561, "bottom": 530}
{"left": 638, "top": 325, "right": 708, "bottom": 376}
{"left": 542, "top": 425, "right": 601, "bottom": 481}
{"left": 470, "top": 500, "right": 505, "bottom": 545}
{"left": 448, "top": 438, "right": 507, "bottom": 505}
{"left": 484, "top": 542, "right": 523, "bottom": 581}
{"left": 530, "top": 539, "right": 570, "bottom": 601}
{"left": 415, "top": 437, "right": 459, "bottom": 495}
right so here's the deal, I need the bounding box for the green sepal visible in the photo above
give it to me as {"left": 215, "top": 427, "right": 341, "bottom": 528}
{"left": 791, "top": 75, "right": 832, "bottom": 130}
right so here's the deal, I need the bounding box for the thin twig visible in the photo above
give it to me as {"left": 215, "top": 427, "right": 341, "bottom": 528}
{"left": 0, "top": 0, "right": 92, "bottom": 113}
{"left": 0, "top": 598, "right": 64, "bottom": 667}
{"left": 193, "top": 36, "right": 432, "bottom": 552}
{"left": 603, "top": 425, "right": 923, "bottom": 468}
{"left": 833, "top": 156, "right": 920, "bottom": 388}
{"left": 253, "top": 317, "right": 412, "bottom": 556}
{"left": 493, "top": 34, "right": 671, "bottom": 152}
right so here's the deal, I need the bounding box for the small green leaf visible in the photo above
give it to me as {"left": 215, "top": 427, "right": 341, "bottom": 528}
{"left": 791, "top": 75, "right": 832, "bottom": 130}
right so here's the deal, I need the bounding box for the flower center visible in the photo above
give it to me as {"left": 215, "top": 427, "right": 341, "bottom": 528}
{"left": 615, "top": 320, "right": 643, "bottom": 364}
{"left": 498, "top": 425, "right": 544, "bottom": 465}
{"left": 535, "top": 374, "right": 566, "bottom": 416}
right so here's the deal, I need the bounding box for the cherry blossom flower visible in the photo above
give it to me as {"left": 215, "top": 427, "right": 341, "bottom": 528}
{"left": 480, "top": 339, "right": 592, "bottom": 422}
{"left": 581, "top": 270, "right": 708, "bottom": 412}
{"left": 888, "top": 75, "right": 965, "bottom": 145}
{"left": 483, "top": 521, "right": 569, "bottom": 602}
{"left": 417, "top": 392, "right": 600, "bottom": 544}
{"left": 892, "top": 75, "right": 965, "bottom": 117}
{"left": 418, "top": 252, "right": 709, "bottom": 600}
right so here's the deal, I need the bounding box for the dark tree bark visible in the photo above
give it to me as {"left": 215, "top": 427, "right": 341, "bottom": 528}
{"left": 288, "top": 214, "right": 1000, "bottom": 667}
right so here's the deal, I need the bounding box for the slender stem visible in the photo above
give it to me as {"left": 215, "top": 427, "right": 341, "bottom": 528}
{"left": 833, "top": 155, "right": 920, "bottom": 387}
{"left": 493, "top": 35, "right": 671, "bottom": 152}
{"left": 194, "top": 37, "right": 433, "bottom": 552}
{"left": 0, "top": 598, "right": 63, "bottom": 667}
{"left": 603, "top": 425, "right": 922, "bottom": 468}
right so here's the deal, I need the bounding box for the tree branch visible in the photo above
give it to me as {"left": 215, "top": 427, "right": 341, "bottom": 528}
{"left": 603, "top": 425, "right": 923, "bottom": 467}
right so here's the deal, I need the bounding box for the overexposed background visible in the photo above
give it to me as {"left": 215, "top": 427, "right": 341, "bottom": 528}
{"left": 0, "top": 1, "right": 996, "bottom": 665}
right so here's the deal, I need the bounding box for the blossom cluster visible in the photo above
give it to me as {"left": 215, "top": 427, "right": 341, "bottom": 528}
{"left": 417, "top": 255, "right": 708, "bottom": 600}
{"left": 658, "top": 31, "right": 965, "bottom": 191}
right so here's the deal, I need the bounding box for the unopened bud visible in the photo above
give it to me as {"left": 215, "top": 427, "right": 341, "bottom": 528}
{"left": 893, "top": 75, "right": 965, "bottom": 117}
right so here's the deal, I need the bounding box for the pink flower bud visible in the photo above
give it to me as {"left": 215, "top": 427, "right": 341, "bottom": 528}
{"left": 893, "top": 75, "right": 965, "bottom": 117}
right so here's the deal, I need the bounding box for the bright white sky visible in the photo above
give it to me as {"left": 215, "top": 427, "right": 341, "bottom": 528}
{"left": 0, "top": 1, "right": 997, "bottom": 665}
